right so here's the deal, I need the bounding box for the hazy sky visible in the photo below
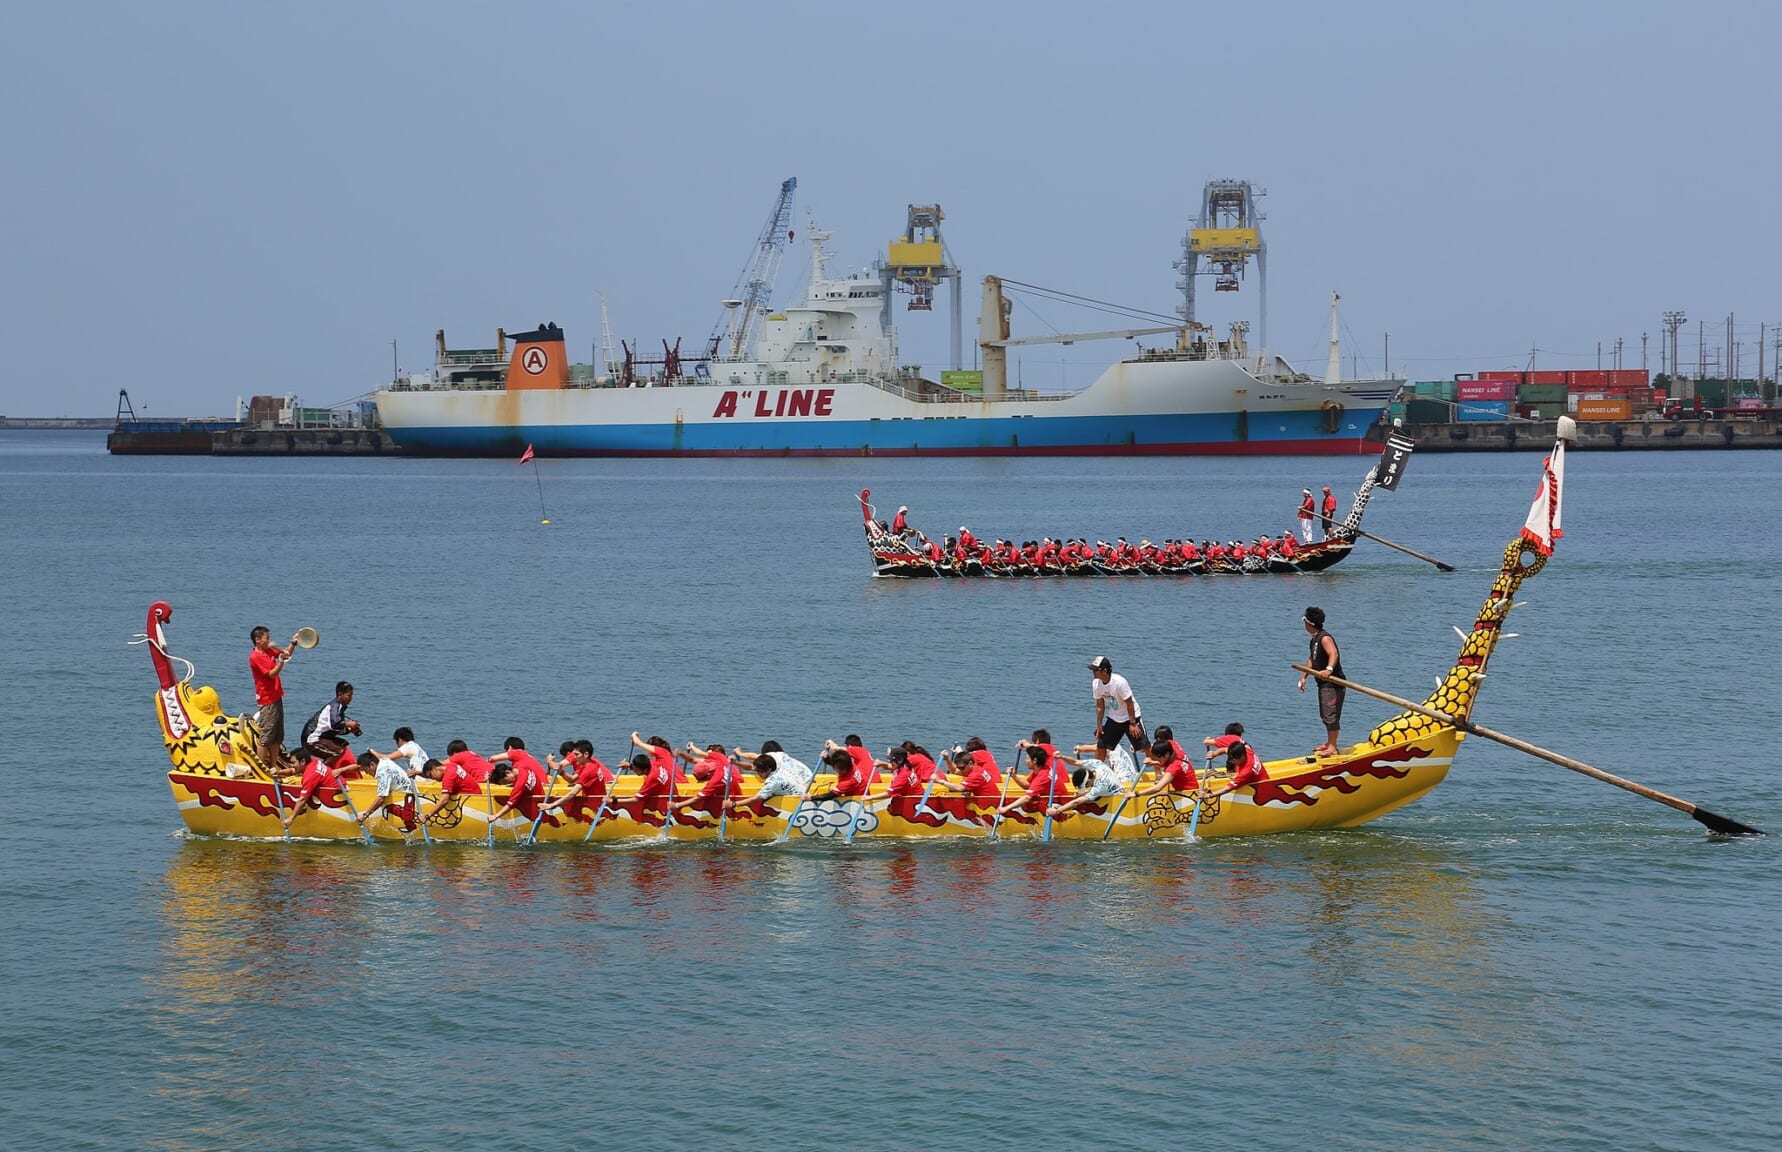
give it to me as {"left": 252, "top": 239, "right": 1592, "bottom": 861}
{"left": 4, "top": 0, "right": 1778, "bottom": 416}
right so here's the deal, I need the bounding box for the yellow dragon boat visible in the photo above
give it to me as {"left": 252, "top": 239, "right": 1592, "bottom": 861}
{"left": 145, "top": 440, "right": 1569, "bottom": 845}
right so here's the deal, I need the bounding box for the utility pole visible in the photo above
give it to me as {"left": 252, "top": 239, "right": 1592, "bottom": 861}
{"left": 1727, "top": 313, "right": 1735, "bottom": 394}
{"left": 1698, "top": 320, "right": 1705, "bottom": 381}
{"left": 1596, "top": 341, "right": 1602, "bottom": 370}
{"left": 1641, "top": 331, "right": 1648, "bottom": 373}
{"left": 391, "top": 339, "right": 399, "bottom": 384}
{"left": 1614, "top": 337, "right": 1623, "bottom": 370}
{"left": 1384, "top": 332, "right": 1390, "bottom": 378}
{"left": 1760, "top": 323, "right": 1765, "bottom": 391}
{"left": 1662, "top": 311, "right": 1685, "bottom": 381}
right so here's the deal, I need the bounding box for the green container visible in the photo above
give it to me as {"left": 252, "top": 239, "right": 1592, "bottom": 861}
{"left": 1407, "top": 398, "right": 1452, "bottom": 424}
{"left": 1518, "top": 383, "right": 1567, "bottom": 403}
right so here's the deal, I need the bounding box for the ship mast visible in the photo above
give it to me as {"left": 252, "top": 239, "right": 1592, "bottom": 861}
{"left": 1324, "top": 292, "right": 1342, "bottom": 385}
{"left": 598, "top": 290, "right": 618, "bottom": 382}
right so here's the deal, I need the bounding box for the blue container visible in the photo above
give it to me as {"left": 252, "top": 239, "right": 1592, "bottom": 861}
{"left": 1456, "top": 399, "right": 1510, "bottom": 422}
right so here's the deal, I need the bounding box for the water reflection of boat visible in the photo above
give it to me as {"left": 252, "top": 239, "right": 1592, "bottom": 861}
{"left": 142, "top": 436, "right": 1568, "bottom": 844}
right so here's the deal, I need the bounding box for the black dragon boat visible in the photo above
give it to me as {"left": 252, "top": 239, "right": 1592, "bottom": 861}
{"left": 860, "top": 435, "right": 1415, "bottom": 579}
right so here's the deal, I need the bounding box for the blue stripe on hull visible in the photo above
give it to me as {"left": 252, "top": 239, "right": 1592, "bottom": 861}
{"left": 387, "top": 408, "right": 1388, "bottom": 457}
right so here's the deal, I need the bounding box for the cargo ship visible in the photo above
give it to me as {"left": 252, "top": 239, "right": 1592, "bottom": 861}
{"left": 377, "top": 186, "right": 1401, "bottom": 457}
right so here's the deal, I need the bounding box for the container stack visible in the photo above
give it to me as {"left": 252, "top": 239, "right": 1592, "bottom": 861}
{"left": 1456, "top": 377, "right": 1514, "bottom": 421}
{"left": 1567, "top": 369, "right": 1651, "bottom": 419}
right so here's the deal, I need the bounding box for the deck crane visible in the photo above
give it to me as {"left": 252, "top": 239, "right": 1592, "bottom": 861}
{"left": 709, "top": 177, "right": 798, "bottom": 362}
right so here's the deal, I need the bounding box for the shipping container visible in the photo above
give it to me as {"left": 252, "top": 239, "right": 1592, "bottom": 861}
{"left": 1477, "top": 370, "right": 1523, "bottom": 382}
{"left": 1412, "top": 380, "right": 1455, "bottom": 399}
{"left": 1526, "top": 370, "right": 1568, "bottom": 386}
{"left": 1607, "top": 369, "right": 1650, "bottom": 388}
{"left": 1457, "top": 380, "right": 1516, "bottom": 402}
{"left": 1457, "top": 399, "right": 1511, "bottom": 422}
{"left": 1575, "top": 398, "right": 1632, "bottom": 421}
{"left": 1568, "top": 370, "right": 1612, "bottom": 391}
{"left": 1406, "top": 398, "right": 1452, "bottom": 424}
{"left": 1518, "top": 383, "right": 1567, "bottom": 403}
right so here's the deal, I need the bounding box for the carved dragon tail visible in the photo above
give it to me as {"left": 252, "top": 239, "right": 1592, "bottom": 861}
{"left": 1366, "top": 435, "right": 1568, "bottom": 745}
{"left": 1331, "top": 465, "right": 1380, "bottom": 543}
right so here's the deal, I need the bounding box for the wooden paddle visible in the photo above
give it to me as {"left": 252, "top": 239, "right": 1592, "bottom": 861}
{"left": 985, "top": 749, "right": 1018, "bottom": 840}
{"left": 334, "top": 775, "right": 374, "bottom": 845}
{"left": 1319, "top": 515, "right": 1454, "bottom": 572}
{"left": 1041, "top": 750, "right": 1061, "bottom": 843}
{"left": 1291, "top": 664, "right": 1765, "bottom": 836}
{"left": 266, "top": 765, "right": 291, "bottom": 843}
{"left": 776, "top": 755, "right": 821, "bottom": 843}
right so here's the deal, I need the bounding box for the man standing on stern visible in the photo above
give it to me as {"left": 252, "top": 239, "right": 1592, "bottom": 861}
{"left": 248, "top": 625, "right": 303, "bottom": 771}
{"left": 1089, "top": 656, "right": 1147, "bottom": 757}
{"left": 1297, "top": 606, "right": 1345, "bottom": 758}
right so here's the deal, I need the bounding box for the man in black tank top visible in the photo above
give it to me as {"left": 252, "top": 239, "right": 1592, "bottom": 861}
{"left": 1298, "top": 606, "right": 1345, "bottom": 757}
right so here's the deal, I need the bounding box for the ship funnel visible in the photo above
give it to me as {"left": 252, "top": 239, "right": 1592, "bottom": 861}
{"left": 502, "top": 323, "right": 571, "bottom": 391}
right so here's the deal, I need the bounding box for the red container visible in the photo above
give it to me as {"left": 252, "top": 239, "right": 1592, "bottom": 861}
{"left": 1478, "top": 370, "right": 1523, "bottom": 381}
{"left": 1527, "top": 370, "right": 1568, "bottom": 385}
{"left": 1457, "top": 380, "right": 1516, "bottom": 402}
{"left": 1607, "top": 369, "right": 1650, "bottom": 388}
{"left": 1568, "top": 370, "right": 1612, "bottom": 391}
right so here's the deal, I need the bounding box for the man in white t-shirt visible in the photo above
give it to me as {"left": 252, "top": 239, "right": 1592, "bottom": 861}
{"left": 1089, "top": 655, "right": 1148, "bottom": 757}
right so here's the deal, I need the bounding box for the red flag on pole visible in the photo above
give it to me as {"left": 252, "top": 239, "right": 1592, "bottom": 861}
{"left": 519, "top": 444, "right": 535, "bottom": 465}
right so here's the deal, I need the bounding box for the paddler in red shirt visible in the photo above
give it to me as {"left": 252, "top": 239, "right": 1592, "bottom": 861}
{"left": 418, "top": 740, "right": 496, "bottom": 824}
{"left": 672, "top": 744, "right": 742, "bottom": 818}
{"left": 929, "top": 738, "right": 1004, "bottom": 820}
{"left": 813, "top": 735, "right": 878, "bottom": 801}
{"left": 281, "top": 752, "right": 341, "bottom": 831}
{"left": 542, "top": 740, "right": 613, "bottom": 822}
{"left": 675, "top": 741, "right": 731, "bottom": 782}
{"left": 1298, "top": 488, "right": 1317, "bottom": 542}
{"left": 628, "top": 733, "right": 686, "bottom": 826}
{"left": 486, "top": 737, "right": 550, "bottom": 824}
{"left": 1209, "top": 740, "right": 1267, "bottom": 796}
{"left": 1320, "top": 486, "right": 1338, "bottom": 539}
{"left": 992, "top": 734, "right": 1073, "bottom": 821}
{"left": 891, "top": 505, "right": 910, "bottom": 535}
{"left": 1133, "top": 738, "right": 1200, "bottom": 802}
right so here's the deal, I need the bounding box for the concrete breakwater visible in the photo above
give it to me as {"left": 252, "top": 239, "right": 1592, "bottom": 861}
{"left": 1393, "top": 417, "right": 1782, "bottom": 452}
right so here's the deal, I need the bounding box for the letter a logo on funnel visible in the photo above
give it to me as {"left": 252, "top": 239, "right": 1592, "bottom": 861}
{"left": 522, "top": 347, "right": 550, "bottom": 375}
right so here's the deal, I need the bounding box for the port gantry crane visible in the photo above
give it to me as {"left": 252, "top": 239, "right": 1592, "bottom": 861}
{"left": 710, "top": 177, "right": 799, "bottom": 363}
{"left": 880, "top": 204, "right": 964, "bottom": 371}
{"left": 1173, "top": 179, "right": 1268, "bottom": 354}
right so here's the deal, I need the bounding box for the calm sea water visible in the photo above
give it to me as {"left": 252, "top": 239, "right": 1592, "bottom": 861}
{"left": 2, "top": 431, "right": 1779, "bottom": 1151}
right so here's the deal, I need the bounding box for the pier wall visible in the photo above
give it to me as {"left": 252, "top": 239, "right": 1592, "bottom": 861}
{"left": 210, "top": 429, "right": 400, "bottom": 455}
{"left": 1395, "top": 417, "right": 1782, "bottom": 452}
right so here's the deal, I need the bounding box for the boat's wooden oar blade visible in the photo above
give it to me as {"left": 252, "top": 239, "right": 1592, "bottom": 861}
{"left": 1689, "top": 806, "right": 1766, "bottom": 837}
{"left": 1329, "top": 519, "right": 1454, "bottom": 571}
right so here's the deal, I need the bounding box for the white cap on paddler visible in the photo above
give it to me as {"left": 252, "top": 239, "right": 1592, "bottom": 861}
{"left": 1088, "top": 656, "right": 1112, "bottom": 672}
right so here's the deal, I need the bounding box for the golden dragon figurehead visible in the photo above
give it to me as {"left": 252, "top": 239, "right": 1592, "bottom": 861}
{"left": 146, "top": 601, "right": 268, "bottom": 780}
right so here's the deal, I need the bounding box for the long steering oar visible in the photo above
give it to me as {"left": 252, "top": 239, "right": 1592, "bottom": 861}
{"left": 1320, "top": 516, "right": 1454, "bottom": 572}
{"left": 1292, "top": 664, "right": 1765, "bottom": 836}
{"left": 484, "top": 777, "right": 498, "bottom": 847}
